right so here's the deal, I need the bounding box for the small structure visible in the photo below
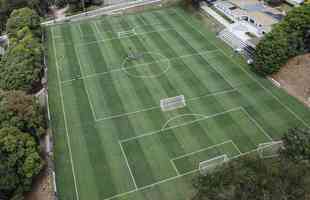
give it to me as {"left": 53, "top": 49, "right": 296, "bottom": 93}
{"left": 0, "top": 35, "right": 8, "bottom": 56}
{"left": 286, "top": 0, "right": 304, "bottom": 6}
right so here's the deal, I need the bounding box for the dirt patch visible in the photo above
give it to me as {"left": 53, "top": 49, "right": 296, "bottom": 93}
{"left": 24, "top": 166, "right": 54, "bottom": 200}
{"left": 272, "top": 53, "right": 310, "bottom": 107}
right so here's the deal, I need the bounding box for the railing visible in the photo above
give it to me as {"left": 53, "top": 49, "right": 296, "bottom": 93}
{"left": 42, "top": 0, "right": 161, "bottom": 26}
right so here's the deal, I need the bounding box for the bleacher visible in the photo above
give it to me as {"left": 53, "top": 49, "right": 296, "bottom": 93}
{"left": 218, "top": 28, "right": 255, "bottom": 60}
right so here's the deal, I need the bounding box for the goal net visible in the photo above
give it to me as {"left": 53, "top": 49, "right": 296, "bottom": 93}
{"left": 160, "top": 95, "right": 186, "bottom": 111}
{"left": 257, "top": 141, "right": 283, "bottom": 159}
{"left": 118, "top": 29, "right": 136, "bottom": 38}
{"left": 199, "top": 154, "right": 228, "bottom": 175}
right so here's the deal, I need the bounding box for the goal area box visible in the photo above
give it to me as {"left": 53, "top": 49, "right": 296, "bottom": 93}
{"left": 199, "top": 154, "right": 228, "bottom": 175}
{"left": 160, "top": 95, "right": 186, "bottom": 111}
{"left": 257, "top": 141, "right": 284, "bottom": 159}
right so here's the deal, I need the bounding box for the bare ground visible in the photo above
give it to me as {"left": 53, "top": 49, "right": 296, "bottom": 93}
{"left": 272, "top": 53, "right": 310, "bottom": 107}
{"left": 24, "top": 134, "right": 55, "bottom": 200}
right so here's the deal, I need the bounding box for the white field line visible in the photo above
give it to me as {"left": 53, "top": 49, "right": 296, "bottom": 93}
{"left": 61, "top": 49, "right": 219, "bottom": 84}
{"left": 77, "top": 24, "right": 83, "bottom": 36}
{"left": 231, "top": 140, "right": 242, "bottom": 154}
{"left": 171, "top": 140, "right": 233, "bottom": 161}
{"left": 51, "top": 28, "right": 80, "bottom": 200}
{"left": 170, "top": 160, "right": 180, "bottom": 175}
{"left": 120, "top": 107, "right": 242, "bottom": 143}
{"left": 75, "top": 27, "right": 175, "bottom": 47}
{"left": 161, "top": 20, "right": 235, "bottom": 88}
{"left": 95, "top": 88, "right": 237, "bottom": 122}
{"left": 175, "top": 10, "right": 310, "bottom": 129}
{"left": 240, "top": 107, "right": 273, "bottom": 142}
{"left": 119, "top": 141, "right": 138, "bottom": 190}
{"left": 92, "top": 22, "right": 102, "bottom": 37}
{"left": 96, "top": 105, "right": 159, "bottom": 121}
{"left": 105, "top": 141, "right": 268, "bottom": 200}
{"left": 161, "top": 113, "right": 206, "bottom": 131}
{"left": 74, "top": 45, "right": 98, "bottom": 120}
{"left": 105, "top": 168, "right": 199, "bottom": 200}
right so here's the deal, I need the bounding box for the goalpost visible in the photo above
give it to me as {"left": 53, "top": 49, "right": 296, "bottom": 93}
{"left": 199, "top": 154, "right": 229, "bottom": 175}
{"left": 160, "top": 95, "right": 186, "bottom": 111}
{"left": 118, "top": 29, "right": 136, "bottom": 38}
{"left": 257, "top": 141, "right": 284, "bottom": 159}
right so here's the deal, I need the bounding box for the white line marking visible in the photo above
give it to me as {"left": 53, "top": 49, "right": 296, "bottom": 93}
{"left": 161, "top": 113, "right": 206, "bottom": 131}
{"left": 231, "top": 141, "right": 242, "bottom": 154}
{"left": 119, "top": 141, "right": 138, "bottom": 190}
{"left": 95, "top": 88, "right": 237, "bottom": 122}
{"left": 175, "top": 10, "right": 310, "bottom": 129}
{"left": 74, "top": 45, "right": 98, "bottom": 120}
{"left": 51, "top": 28, "right": 80, "bottom": 200}
{"left": 171, "top": 140, "right": 233, "bottom": 161}
{"left": 77, "top": 24, "right": 83, "bottom": 36}
{"left": 120, "top": 107, "right": 242, "bottom": 143}
{"left": 240, "top": 107, "right": 273, "bottom": 142}
{"left": 170, "top": 160, "right": 180, "bottom": 175}
{"left": 61, "top": 49, "right": 219, "bottom": 84}
{"left": 96, "top": 105, "right": 159, "bottom": 121}
{"left": 93, "top": 22, "right": 102, "bottom": 37}
{"left": 76, "top": 27, "right": 175, "bottom": 47}
{"left": 104, "top": 168, "right": 198, "bottom": 200}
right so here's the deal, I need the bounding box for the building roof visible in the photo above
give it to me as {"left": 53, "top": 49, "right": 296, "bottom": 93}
{"left": 247, "top": 11, "right": 279, "bottom": 26}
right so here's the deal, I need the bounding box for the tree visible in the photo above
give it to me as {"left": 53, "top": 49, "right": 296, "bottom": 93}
{"left": 0, "top": 127, "right": 43, "bottom": 200}
{"left": 264, "top": 0, "right": 284, "bottom": 6}
{"left": 6, "top": 7, "right": 41, "bottom": 37}
{"left": 281, "top": 128, "right": 310, "bottom": 163}
{"left": 0, "top": 90, "right": 46, "bottom": 138}
{"left": 193, "top": 155, "right": 310, "bottom": 200}
{"left": 253, "top": 3, "right": 310, "bottom": 75}
{"left": 0, "top": 27, "right": 43, "bottom": 92}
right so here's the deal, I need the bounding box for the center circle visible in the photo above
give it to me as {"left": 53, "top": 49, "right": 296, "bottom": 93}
{"left": 122, "top": 52, "right": 170, "bottom": 78}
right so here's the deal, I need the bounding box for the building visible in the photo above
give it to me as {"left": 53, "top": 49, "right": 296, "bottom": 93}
{"left": 214, "top": 0, "right": 283, "bottom": 36}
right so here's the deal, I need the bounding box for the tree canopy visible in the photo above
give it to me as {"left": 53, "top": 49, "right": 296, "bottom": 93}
{"left": 0, "top": 90, "right": 45, "bottom": 138}
{"left": 193, "top": 128, "right": 310, "bottom": 200}
{"left": 6, "top": 7, "right": 41, "bottom": 37}
{"left": 253, "top": 3, "right": 310, "bottom": 76}
{"left": 281, "top": 127, "right": 310, "bottom": 163}
{"left": 0, "top": 127, "right": 43, "bottom": 200}
{"left": 0, "top": 8, "right": 43, "bottom": 93}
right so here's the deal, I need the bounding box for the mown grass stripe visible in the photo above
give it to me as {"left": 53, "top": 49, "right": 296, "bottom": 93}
{"left": 120, "top": 18, "right": 218, "bottom": 153}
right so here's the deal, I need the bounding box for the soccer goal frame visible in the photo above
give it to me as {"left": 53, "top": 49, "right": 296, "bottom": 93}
{"left": 160, "top": 95, "right": 186, "bottom": 111}
{"left": 199, "top": 154, "right": 229, "bottom": 175}
{"left": 118, "top": 29, "right": 136, "bottom": 38}
{"left": 257, "top": 141, "right": 284, "bottom": 159}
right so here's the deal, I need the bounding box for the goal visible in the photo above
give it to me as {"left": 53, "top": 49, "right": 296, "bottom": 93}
{"left": 160, "top": 95, "right": 186, "bottom": 111}
{"left": 257, "top": 141, "right": 284, "bottom": 159}
{"left": 118, "top": 29, "right": 136, "bottom": 38}
{"left": 199, "top": 154, "right": 229, "bottom": 175}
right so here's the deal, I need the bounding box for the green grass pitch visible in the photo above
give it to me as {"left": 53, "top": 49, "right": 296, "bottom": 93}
{"left": 46, "top": 6, "right": 310, "bottom": 200}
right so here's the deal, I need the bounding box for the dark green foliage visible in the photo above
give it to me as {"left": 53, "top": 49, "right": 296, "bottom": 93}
{"left": 0, "top": 90, "right": 46, "bottom": 138}
{"left": 0, "top": 27, "right": 43, "bottom": 92}
{"left": 0, "top": 0, "right": 48, "bottom": 34}
{"left": 264, "top": 0, "right": 284, "bottom": 6}
{"left": 193, "top": 128, "right": 310, "bottom": 200}
{"left": 193, "top": 155, "right": 310, "bottom": 200}
{"left": 0, "top": 8, "right": 43, "bottom": 92}
{"left": 0, "top": 127, "right": 43, "bottom": 200}
{"left": 253, "top": 4, "right": 310, "bottom": 75}
{"left": 6, "top": 7, "right": 41, "bottom": 37}
{"left": 281, "top": 128, "right": 310, "bottom": 163}
{"left": 55, "top": 0, "right": 103, "bottom": 11}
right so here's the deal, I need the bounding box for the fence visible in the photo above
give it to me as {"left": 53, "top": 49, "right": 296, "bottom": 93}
{"left": 41, "top": 0, "right": 161, "bottom": 26}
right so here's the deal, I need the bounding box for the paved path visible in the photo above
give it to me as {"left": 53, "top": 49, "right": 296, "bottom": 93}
{"left": 201, "top": 6, "right": 231, "bottom": 28}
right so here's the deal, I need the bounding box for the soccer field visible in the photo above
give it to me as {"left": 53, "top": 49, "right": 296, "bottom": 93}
{"left": 46, "top": 7, "right": 310, "bottom": 200}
